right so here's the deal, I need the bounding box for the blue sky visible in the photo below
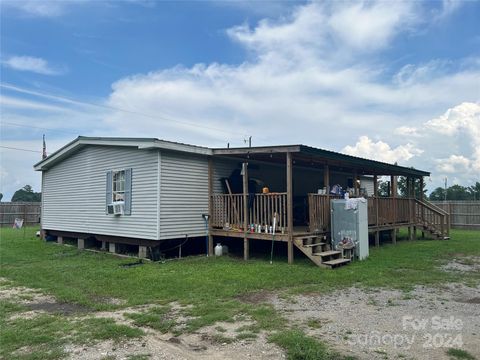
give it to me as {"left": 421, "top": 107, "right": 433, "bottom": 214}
{"left": 1, "top": 0, "right": 479, "bottom": 200}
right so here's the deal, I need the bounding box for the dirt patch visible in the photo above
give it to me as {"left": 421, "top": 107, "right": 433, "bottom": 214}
{"left": 271, "top": 284, "right": 480, "bottom": 360}
{"left": 441, "top": 256, "right": 480, "bottom": 273}
{"left": 456, "top": 297, "right": 480, "bottom": 304}
{"left": 27, "top": 301, "right": 91, "bottom": 315}
{"left": 236, "top": 290, "right": 274, "bottom": 304}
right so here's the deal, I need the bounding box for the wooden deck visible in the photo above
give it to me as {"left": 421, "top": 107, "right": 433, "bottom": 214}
{"left": 210, "top": 193, "right": 450, "bottom": 245}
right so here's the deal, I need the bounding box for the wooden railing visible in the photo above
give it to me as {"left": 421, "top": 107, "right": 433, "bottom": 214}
{"left": 308, "top": 194, "right": 340, "bottom": 233}
{"left": 213, "top": 193, "right": 450, "bottom": 238}
{"left": 367, "top": 197, "right": 413, "bottom": 226}
{"left": 415, "top": 199, "right": 450, "bottom": 238}
{"left": 211, "top": 193, "right": 288, "bottom": 232}
{"left": 309, "top": 195, "right": 415, "bottom": 232}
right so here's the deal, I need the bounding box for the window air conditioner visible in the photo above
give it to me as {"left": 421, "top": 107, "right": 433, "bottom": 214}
{"left": 108, "top": 202, "right": 124, "bottom": 215}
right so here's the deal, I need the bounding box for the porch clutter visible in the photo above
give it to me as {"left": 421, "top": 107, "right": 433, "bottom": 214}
{"left": 208, "top": 144, "right": 449, "bottom": 269}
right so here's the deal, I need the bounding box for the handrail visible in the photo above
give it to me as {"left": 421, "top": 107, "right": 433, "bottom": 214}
{"left": 414, "top": 199, "right": 449, "bottom": 237}
{"left": 422, "top": 199, "right": 449, "bottom": 216}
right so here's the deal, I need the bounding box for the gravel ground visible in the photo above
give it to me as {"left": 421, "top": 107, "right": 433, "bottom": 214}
{"left": 271, "top": 282, "right": 480, "bottom": 360}
{"left": 2, "top": 259, "right": 479, "bottom": 360}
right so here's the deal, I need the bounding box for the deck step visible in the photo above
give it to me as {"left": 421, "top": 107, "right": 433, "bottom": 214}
{"left": 294, "top": 235, "right": 322, "bottom": 240}
{"left": 302, "top": 242, "right": 326, "bottom": 248}
{"left": 323, "top": 258, "right": 351, "bottom": 267}
{"left": 312, "top": 250, "right": 341, "bottom": 257}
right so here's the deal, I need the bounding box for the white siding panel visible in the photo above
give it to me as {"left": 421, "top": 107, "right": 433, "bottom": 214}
{"left": 42, "top": 146, "right": 159, "bottom": 239}
{"left": 159, "top": 151, "right": 210, "bottom": 239}
{"left": 360, "top": 176, "right": 374, "bottom": 197}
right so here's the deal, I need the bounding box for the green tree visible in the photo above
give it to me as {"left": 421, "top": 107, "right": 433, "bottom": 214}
{"left": 11, "top": 185, "right": 41, "bottom": 202}
{"left": 446, "top": 184, "right": 470, "bottom": 200}
{"left": 377, "top": 180, "right": 390, "bottom": 197}
{"left": 0, "top": 193, "right": 3, "bottom": 202}
{"left": 467, "top": 182, "right": 480, "bottom": 200}
{"left": 429, "top": 187, "right": 446, "bottom": 201}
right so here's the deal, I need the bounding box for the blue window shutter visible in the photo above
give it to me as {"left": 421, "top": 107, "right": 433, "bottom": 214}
{"left": 106, "top": 170, "right": 113, "bottom": 214}
{"left": 124, "top": 168, "right": 132, "bottom": 215}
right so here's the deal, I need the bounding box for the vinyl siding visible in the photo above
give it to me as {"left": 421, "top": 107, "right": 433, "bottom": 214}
{"left": 360, "top": 176, "right": 374, "bottom": 197}
{"left": 42, "top": 145, "right": 159, "bottom": 240}
{"left": 158, "top": 151, "right": 209, "bottom": 239}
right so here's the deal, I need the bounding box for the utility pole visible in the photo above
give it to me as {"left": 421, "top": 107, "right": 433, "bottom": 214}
{"left": 444, "top": 177, "right": 447, "bottom": 202}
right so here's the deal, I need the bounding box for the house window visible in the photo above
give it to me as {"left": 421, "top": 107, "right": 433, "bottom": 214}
{"left": 106, "top": 168, "right": 132, "bottom": 215}
{"left": 112, "top": 170, "right": 125, "bottom": 202}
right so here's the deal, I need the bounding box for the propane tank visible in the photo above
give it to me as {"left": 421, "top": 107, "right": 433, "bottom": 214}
{"left": 214, "top": 243, "right": 223, "bottom": 256}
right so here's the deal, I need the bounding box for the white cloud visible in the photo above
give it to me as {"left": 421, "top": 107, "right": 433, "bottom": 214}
{"left": 2, "top": 0, "right": 67, "bottom": 17}
{"left": 2, "top": 56, "right": 65, "bottom": 75}
{"left": 328, "top": 2, "right": 418, "bottom": 52}
{"left": 394, "top": 126, "right": 421, "bottom": 137}
{"left": 342, "top": 136, "right": 423, "bottom": 164}
{"left": 436, "top": 155, "right": 471, "bottom": 173}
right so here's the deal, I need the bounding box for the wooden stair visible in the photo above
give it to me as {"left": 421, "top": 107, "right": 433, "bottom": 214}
{"left": 415, "top": 200, "right": 450, "bottom": 240}
{"left": 293, "top": 235, "right": 350, "bottom": 269}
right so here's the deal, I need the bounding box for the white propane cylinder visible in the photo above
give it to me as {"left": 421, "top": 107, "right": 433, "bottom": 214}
{"left": 214, "top": 243, "right": 223, "bottom": 256}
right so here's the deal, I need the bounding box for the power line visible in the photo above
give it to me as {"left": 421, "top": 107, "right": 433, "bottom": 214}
{"left": 0, "top": 145, "right": 42, "bottom": 153}
{"left": 1, "top": 121, "right": 78, "bottom": 135}
{"left": 0, "top": 82, "right": 248, "bottom": 138}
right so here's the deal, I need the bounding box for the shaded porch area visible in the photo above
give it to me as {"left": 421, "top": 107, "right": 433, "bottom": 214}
{"left": 207, "top": 144, "right": 449, "bottom": 267}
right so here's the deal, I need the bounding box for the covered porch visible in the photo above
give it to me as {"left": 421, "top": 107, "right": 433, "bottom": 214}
{"left": 207, "top": 145, "right": 449, "bottom": 266}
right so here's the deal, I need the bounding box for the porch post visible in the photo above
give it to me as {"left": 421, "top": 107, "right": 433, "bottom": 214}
{"left": 407, "top": 177, "right": 413, "bottom": 240}
{"left": 324, "top": 164, "right": 330, "bottom": 194}
{"left": 391, "top": 175, "right": 397, "bottom": 244}
{"left": 208, "top": 157, "right": 214, "bottom": 256}
{"left": 353, "top": 169, "right": 359, "bottom": 195}
{"left": 287, "top": 152, "right": 294, "bottom": 264}
{"left": 375, "top": 231, "right": 380, "bottom": 247}
{"left": 373, "top": 175, "right": 379, "bottom": 228}
{"left": 420, "top": 177, "right": 425, "bottom": 239}
{"left": 242, "top": 162, "right": 249, "bottom": 261}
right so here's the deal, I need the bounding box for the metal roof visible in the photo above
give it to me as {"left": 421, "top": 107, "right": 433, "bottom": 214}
{"left": 35, "top": 136, "right": 430, "bottom": 177}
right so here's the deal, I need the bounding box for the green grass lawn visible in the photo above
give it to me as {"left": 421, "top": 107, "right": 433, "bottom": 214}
{"left": 1, "top": 226, "right": 479, "bottom": 360}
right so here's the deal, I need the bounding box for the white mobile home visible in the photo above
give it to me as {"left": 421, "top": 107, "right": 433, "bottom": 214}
{"left": 35, "top": 136, "right": 443, "bottom": 266}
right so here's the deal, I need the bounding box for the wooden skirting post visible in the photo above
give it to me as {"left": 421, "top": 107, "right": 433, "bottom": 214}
{"left": 208, "top": 157, "right": 214, "bottom": 256}
{"left": 287, "top": 152, "right": 293, "bottom": 264}
{"left": 57, "top": 236, "right": 64, "bottom": 245}
{"left": 413, "top": 226, "right": 417, "bottom": 240}
{"left": 375, "top": 231, "right": 380, "bottom": 247}
{"left": 408, "top": 226, "right": 412, "bottom": 241}
{"left": 77, "top": 238, "right": 85, "bottom": 250}
{"left": 243, "top": 162, "right": 249, "bottom": 261}
{"left": 391, "top": 229, "right": 397, "bottom": 245}
{"left": 109, "top": 242, "right": 116, "bottom": 253}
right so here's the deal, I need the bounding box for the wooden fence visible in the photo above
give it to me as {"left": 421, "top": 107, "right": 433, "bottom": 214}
{"left": 0, "top": 202, "right": 41, "bottom": 227}
{"left": 431, "top": 201, "right": 480, "bottom": 230}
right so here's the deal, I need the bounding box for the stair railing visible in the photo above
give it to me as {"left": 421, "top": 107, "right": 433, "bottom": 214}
{"left": 414, "top": 199, "right": 450, "bottom": 238}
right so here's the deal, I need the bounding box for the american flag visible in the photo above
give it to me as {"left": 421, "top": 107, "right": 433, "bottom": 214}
{"left": 42, "top": 134, "right": 47, "bottom": 159}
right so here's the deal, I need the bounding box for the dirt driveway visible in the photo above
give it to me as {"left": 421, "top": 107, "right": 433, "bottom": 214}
{"left": 1, "top": 258, "right": 479, "bottom": 360}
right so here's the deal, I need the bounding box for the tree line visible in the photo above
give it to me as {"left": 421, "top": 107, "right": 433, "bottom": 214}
{"left": 377, "top": 178, "right": 480, "bottom": 201}
{"left": 0, "top": 185, "right": 41, "bottom": 202}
